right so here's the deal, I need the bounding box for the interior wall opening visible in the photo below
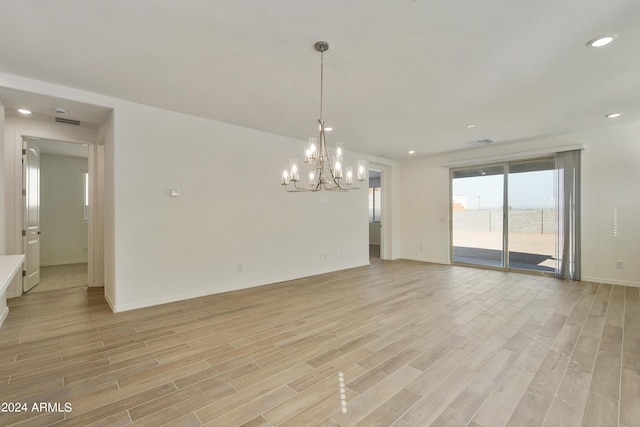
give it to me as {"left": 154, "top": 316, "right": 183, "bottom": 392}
{"left": 22, "top": 137, "right": 91, "bottom": 293}
{"left": 368, "top": 169, "right": 382, "bottom": 262}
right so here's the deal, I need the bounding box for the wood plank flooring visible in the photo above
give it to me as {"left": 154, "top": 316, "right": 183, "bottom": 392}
{"left": 29, "top": 263, "right": 88, "bottom": 294}
{"left": 0, "top": 260, "right": 638, "bottom": 426}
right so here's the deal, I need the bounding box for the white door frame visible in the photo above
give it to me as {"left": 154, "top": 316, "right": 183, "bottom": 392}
{"left": 9, "top": 130, "right": 104, "bottom": 295}
{"left": 369, "top": 161, "right": 392, "bottom": 260}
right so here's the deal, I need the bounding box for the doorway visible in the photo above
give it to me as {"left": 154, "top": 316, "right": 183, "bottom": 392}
{"left": 451, "top": 157, "right": 556, "bottom": 273}
{"left": 22, "top": 137, "right": 90, "bottom": 293}
{"left": 368, "top": 169, "right": 382, "bottom": 262}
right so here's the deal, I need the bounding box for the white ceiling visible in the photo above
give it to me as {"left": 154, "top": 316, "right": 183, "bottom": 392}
{"left": 0, "top": 87, "right": 111, "bottom": 127}
{"left": 1, "top": 1, "right": 638, "bottom": 159}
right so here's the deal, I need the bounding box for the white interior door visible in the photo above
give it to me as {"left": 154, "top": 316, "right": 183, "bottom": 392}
{"left": 23, "top": 140, "right": 41, "bottom": 292}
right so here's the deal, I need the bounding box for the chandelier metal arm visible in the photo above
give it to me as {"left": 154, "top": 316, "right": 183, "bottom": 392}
{"left": 281, "top": 41, "right": 365, "bottom": 193}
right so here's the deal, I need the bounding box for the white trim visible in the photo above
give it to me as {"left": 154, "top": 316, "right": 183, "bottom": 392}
{"left": 40, "top": 260, "right": 88, "bottom": 267}
{"left": 9, "top": 129, "right": 100, "bottom": 296}
{"left": 401, "top": 256, "right": 450, "bottom": 265}
{"left": 104, "top": 289, "right": 116, "bottom": 312}
{"left": 581, "top": 276, "right": 640, "bottom": 288}
{"left": 441, "top": 144, "right": 585, "bottom": 168}
{"left": 109, "top": 261, "right": 368, "bottom": 313}
{"left": 0, "top": 306, "right": 8, "bottom": 327}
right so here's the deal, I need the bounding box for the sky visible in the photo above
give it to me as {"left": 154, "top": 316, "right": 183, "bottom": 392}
{"left": 453, "top": 170, "right": 555, "bottom": 210}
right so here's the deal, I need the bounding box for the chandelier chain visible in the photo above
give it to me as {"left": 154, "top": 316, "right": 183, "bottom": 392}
{"left": 319, "top": 50, "right": 324, "bottom": 122}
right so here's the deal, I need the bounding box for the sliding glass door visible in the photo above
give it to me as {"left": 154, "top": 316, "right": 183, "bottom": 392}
{"left": 451, "top": 165, "right": 505, "bottom": 268}
{"left": 451, "top": 157, "right": 556, "bottom": 273}
{"left": 507, "top": 158, "right": 556, "bottom": 272}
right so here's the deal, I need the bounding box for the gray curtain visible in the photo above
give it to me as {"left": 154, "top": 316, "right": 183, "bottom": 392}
{"left": 555, "top": 150, "right": 581, "bottom": 280}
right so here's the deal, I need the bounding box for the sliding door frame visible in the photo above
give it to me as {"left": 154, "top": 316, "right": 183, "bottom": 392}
{"left": 450, "top": 156, "right": 555, "bottom": 276}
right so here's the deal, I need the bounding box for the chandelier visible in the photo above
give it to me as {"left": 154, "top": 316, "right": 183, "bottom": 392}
{"left": 282, "top": 41, "right": 365, "bottom": 192}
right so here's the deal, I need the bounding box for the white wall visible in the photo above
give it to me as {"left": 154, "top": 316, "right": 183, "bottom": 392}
{"left": 0, "top": 72, "right": 389, "bottom": 312}
{"left": 0, "top": 72, "right": 393, "bottom": 313}
{"left": 110, "top": 103, "right": 371, "bottom": 311}
{"left": 40, "top": 153, "right": 88, "bottom": 265}
{"left": 399, "top": 122, "right": 640, "bottom": 287}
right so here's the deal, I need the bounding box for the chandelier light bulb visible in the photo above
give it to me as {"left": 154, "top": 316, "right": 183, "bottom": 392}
{"left": 346, "top": 167, "right": 354, "bottom": 185}
{"left": 357, "top": 160, "right": 366, "bottom": 181}
{"left": 289, "top": 158, "right": 300, "bottom": 181}
{"left": 335, "top": 161, "right": 342, "bottom": 179}
{"left": 281, "top": 41, "right": 365, "bottom": 192}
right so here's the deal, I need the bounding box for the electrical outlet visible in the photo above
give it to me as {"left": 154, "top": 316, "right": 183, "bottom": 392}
{"left": 237, "top": 265, "right": 243, "bottom": 273}
{"left": 616, "top": 261, "right": 624, "bottom": 269}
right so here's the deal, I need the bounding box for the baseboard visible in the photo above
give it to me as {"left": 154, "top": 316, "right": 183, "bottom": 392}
{"left": 103, "top": 290, "right": 116, "bottom": 313}
{"left": 0, "top": 306, "right": 8, "bottom": 329}
{"left": 401, "top": 256, "right": 451, "bottom": 265}
{"left": 581, "top": 276, "right": 640, "bottom": 288}
{"left": 111, "top": 262, "right": 369, "bottom": 313}
{"left": 40, "top": 260, "right": 88, "bottom": 267}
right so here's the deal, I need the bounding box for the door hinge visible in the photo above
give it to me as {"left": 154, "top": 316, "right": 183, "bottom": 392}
{"left": 22, "top": 271, "right": 26, "bottom": 277}
{"left": 22, "top": 230, "right": 26, "bottom": 236}
{"left": 22, "top": 189, "right": 27, "bottom": 196}
{"left": 22, "top": 148, "right": 27, "bottom": 155}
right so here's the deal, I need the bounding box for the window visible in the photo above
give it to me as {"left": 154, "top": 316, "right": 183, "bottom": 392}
{"left": 369, "top": 187, "right": 381, "bottom": 222}
{"left": 83, "top": 171, "right": 89, "bottom": 221}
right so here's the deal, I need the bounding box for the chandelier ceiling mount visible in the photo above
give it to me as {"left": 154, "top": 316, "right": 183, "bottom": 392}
{"left": 281, "top": 41, "right": 365, "bottom": 192}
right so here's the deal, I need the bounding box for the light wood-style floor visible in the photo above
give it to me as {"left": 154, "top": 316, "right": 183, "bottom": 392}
{"left": 29, "top": 263, "right": 88, "bottom": 294}
{"left": 0, "top": 260, "right": 638, "bottom": 426}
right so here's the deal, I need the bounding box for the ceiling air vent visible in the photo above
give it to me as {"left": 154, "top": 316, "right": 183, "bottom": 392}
{"left": 469, "top": 139, "right": 495, "bottom": 146}
{"left": 55, "top": 117, "right": 81, "bottom": 126}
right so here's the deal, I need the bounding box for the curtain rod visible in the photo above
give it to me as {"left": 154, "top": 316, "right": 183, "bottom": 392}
{"left": 441, "top": 144, "right": 585, "bottom": 168}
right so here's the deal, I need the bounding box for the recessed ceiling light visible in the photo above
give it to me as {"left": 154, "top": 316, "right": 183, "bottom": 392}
{"left": 605, "top": 112, "right": 622, "bottom": 118}
{"left": 18, "top": 109, "right": 32, "bottom": 115}
{"left": 466, "top": 124, "right": 476, "bottom": 129}
{"left": 324, "top": 127, "right": 333, "bottom": 132}
{"left": 469, "top": 139, "right": 496, "bottom": 145}
{"left": 587, "top": 35, "right": 616, "bottom": 48}
{"left": 408, "top": 150, "right": 415, "bottom": 154}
